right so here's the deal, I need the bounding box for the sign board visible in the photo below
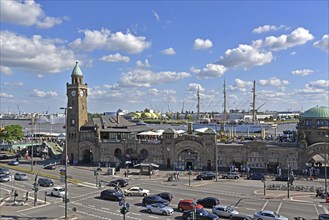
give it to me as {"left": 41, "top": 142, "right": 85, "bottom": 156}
{"left": 126, "top": 203, "right": 130, "bottom": 208}
{"left": 118, "top": 200, "right": 123, "bottom": 206}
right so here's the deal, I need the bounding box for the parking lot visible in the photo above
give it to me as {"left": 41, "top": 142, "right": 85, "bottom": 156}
{"left": 1, "top": 159, "right": 328, "bottom": 219}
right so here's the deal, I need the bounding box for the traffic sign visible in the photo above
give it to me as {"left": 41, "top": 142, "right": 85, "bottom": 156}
{"left": 126, "top": 203, "right": 130, "bottom": 208}
{"left": 118, "top": 200, "right": 123, "bottom": 206}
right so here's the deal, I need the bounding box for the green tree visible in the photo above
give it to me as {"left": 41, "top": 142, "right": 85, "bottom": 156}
{"left": 0, "top": 125, "right": 24, "bottom": 143}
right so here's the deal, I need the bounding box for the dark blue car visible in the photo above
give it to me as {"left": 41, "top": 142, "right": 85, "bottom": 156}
{"left": 182, "top": 208, "right": 219, "bottom": 220}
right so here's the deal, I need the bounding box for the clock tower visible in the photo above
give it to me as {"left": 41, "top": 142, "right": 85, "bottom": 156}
{"left": 66, "top": 62, "right": 88, "bottom": 163}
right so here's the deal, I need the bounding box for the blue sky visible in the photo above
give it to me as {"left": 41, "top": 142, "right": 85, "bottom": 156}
{"left": 0, "top": 0, "right": 328, "bottom": 115}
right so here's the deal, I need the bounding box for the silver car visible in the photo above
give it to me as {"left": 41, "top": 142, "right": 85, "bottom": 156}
{"left": 0, "top": 168, "right": 10, "bottom": 175}
{"left": 212, "top": 205, "right": 239, "bottom": 218}
{"left": 222, "top": 172, "right": 240, "bottom": 179}
{"left": 254, "top": 210, "right": 288, "bottom": 220}
{"left": 14, "top": 173, "right": 28, "bottom": 181}
{"left": 0, "top": 174, "right": 10, "bottom": 182}
{"left": 146, "top": 203, "right": 174, "bottom": 216}
{"left": 124, "top": 186, "right": 150, "bottom": 196}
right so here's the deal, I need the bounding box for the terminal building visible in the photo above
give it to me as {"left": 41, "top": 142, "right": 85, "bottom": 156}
{"left": 65, "top": 63, "right": 329, "bottom": 174}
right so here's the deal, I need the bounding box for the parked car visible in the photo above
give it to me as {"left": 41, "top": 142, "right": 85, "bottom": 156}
{"left": 254, "top": 210, "right": 288, "bottom": 220}
{"left": 182, "top": 208, "right": 219, "bottom": 220}
{"left": 0, "top": 167, "right": 10, "bottom": 175}
{"left": 157, "top": 192, "right": 174, "bottom": 202}
{"left": 145, "top": 203, "right": 174, "bottom": 216}
{"left": 108, "top": 178, "right": 129, "bottom": 187}
{"left": 51, "top": 187, "right": 65, "bottom": 197}
{"left": 247, "top": 173, "right": 266, "bottom": 180}
{"left": 0, "top": 174, "right": 10, "bottom": 182}
{"left": 142, "top": 195, "right": 170, "bottom": 206}
{"left": 8, "top": 160, "right": 19, "bottom": 166}
{"left": 222, "top": 172, "right": 240, "bottom": 179}
{"left": 178, "top": 199, "right": 203, "bottom": 212}
{"left": 197, "top": 197, "right": 220, "bottom": 208}
{"left": 230, "top": 214, "right": 254, "bottom": 220}
{"left": 212, "top": 205, "right": 239, "bottom": 218}
{"left": 275, "top": 175, "right": 289, "bottom": 181}
{"left": 14, "top": 173, "right": 28, "bottom": 181}
{"left": 38, "top": 178, "right": 54, "bottom": 187}
{"left": 196, "top": 172, "right": 216, "bottom": 180}
{"left": 319, "top": 214, "right": 329, "bottom": 220}
{"left": 100, "top": 189, "right": 123, "bottom": 201}
{"left": 44, "top": 163, "right": 56, "bottom": 170}
{"left": 0, "top": 155, "right": 9, "bottom": 160}
{"left": 124, "top": 187, "right": 150, "bottom": 196}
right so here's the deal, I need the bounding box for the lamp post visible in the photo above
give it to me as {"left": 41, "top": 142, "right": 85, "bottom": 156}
{"left": 325, "top": 135, "right": 328, "bottom": 198}
{"left": 215, "top": 144, "right": 218, "bottom": 182}
{"left": 31, "top": 116, "right": 35, "bottom": 172}
{"left": 60, "top": 107, "right": 72, "bottom": 219}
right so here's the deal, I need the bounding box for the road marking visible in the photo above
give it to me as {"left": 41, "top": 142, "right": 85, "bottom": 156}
{"left": 324, "top": 206, "right": 329, "bottom": 214}
{"left": 101, "top": 207, "right": 110, "bottom": 210}
{"left": 276, "top": 201, "right": 282, "bottom": 213}
{"left": 17, "top": 202, "right": 51, "bottom": 212}
{"left": 261, "top": 200, "right": 268, "bottom": 210}
{"left": 246, "top": 207, "right": 257, "bottom": 210}
{"left": 147, "top": 215, "right": 159, "bottom": 219}
{"left": 131, "top": 213, "right": 141, "bottom": 216}
{"left": 314, "top": 203, "right": 320, "bottom": 215}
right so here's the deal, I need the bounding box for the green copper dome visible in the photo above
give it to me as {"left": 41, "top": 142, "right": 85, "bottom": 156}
{"left": 301, "top": 106, "right": 329, "bottom": 118}
{"left": 71, "top": 62, "right": 83, "bottom": 77}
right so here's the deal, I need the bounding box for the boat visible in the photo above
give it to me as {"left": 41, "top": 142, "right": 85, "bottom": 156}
{"left": 192, "top": 80, "right": 276, "bottom": 133}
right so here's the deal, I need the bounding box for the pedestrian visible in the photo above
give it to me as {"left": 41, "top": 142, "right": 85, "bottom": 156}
{"left": 176, "top": 172, "right": 179, "bottom": 181}
{"left": 124, "top": 171, "right": 127, "bottom": 178}
{"left": 173, "top": 172, "right": 177, "bottom": 181}
{"left": 25, "top": 191, "right": 29, "bottom": 202}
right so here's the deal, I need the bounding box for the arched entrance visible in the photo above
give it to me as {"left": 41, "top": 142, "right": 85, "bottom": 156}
{"left": 177, "top": 149, "right": 199, "bottom": 170}
{"left": 305, "top": 142, "right": 329, "bottom": 178}
{"left": 82, "top": 149, "right": 93, "bottom": 164}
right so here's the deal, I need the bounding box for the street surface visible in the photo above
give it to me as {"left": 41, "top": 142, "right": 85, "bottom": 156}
{"left": 0, "top": 159, "right": 328, "bottom": 220}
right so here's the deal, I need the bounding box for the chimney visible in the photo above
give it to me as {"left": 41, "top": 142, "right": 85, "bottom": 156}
{"left": 187, "top": 122, "right": 192, "bottom": 134}
{"left": 117, "top": 112, "right": 120, "bottom": 124}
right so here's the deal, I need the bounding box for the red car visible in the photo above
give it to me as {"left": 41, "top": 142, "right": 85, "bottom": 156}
{"left": 178, "top": 199, "right": 203, "bottom": 212}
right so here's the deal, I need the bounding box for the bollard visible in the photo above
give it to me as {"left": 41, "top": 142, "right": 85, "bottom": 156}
{"left": 45, "top": 191, "right": 47, "bottom": 204}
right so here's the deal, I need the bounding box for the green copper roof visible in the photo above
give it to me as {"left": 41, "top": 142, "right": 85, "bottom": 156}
{"left": 71, "top": 62, "right": 83, "bottom": 77}
{"left": 302, "top": 106, "right": 329, "bottom": 118}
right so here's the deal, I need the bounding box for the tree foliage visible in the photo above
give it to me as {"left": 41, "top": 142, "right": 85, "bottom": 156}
{"left": 0, "top": 125, "right": 24, "bottom": 143}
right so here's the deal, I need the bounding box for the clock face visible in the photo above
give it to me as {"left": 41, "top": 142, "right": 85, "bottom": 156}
{"left": 71, "top": 90, "right": 76, "bottom": 97}
{"left": 79, "top": 90, "right": 84, "bottom": 97}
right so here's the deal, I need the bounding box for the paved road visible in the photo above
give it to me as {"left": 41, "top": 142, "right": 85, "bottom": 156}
{"left": 1, "top": 159, "right": 328, "bottom": 220}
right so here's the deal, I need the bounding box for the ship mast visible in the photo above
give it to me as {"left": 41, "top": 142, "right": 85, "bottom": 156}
{"left": 252, "top": 80, "right": 256, "bottom": 122}
{"left": 197, "top": 85, "right": 200, "bottom": 121}
{"left": 223, "top": 79, "right": 227, "bottom": 125}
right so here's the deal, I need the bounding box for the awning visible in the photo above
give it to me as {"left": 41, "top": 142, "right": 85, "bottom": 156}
{"left": 134, "top": 163, "right": 159, "bottom": 168}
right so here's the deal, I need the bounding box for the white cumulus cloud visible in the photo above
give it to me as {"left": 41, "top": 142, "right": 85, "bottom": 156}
{"left": 259, "top": 77, "right": 289, "bottom": 87}
{"left": 254, "top": 27, "right": 314, "bottom": 51}
{"left": 252, "top": 25, "right": 286, "bottom": 34}
{"left": 70, "top": 28, "right": 151, "bottom": 54}
{"left": 193, "top": 38, "right": 213, "bottom": 50}
{"left": 219, "top": 44, "right": 273, "bottom": 69}
{"left": 186, "top": 83, "right": 204, "bottom": 92}
{"left": 0, "top": 93, "right": 13, "bottom": 98}
{"left": 313, "top": 34, "right": 329, "bottom": 53}
{"left": 115, "top": 69, "right": 190, "bottom": 87}
{"left": 31, "top": 89, "right": 58, "bottom": 98}
{"left": 0, "top": 65, "right": 13, "bottom": 75}
{"left": 229, "top": 79, "right": 253, "bottom": 92}
{"left": 4, "top": 82, "right": 24, "bottom": 87}
{"left": 99, "top": 53, "right": 130, "bottom": 63}
{"left": 0, "top": 31, "right": 78, "bottom": 74}
{"left": 136, "top": 59, "right": 151, "bottom": 68}
{"left": 291, "top": 69, "right": 314, "bottom": 76}
{"left": 195, "top": 64, "right": 227, "bottom": 79}
{"left": 161, "top": 48, "right": 176, "bottom": 55}
{"left": 0, "top": 0, "right": 65, "bottom": 28}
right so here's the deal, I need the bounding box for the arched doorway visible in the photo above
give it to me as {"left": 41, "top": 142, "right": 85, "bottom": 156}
{"left": 114, "top": 148, "right": 123, "bottom": 161}
{"left": 82, "top": 149, "right": 93, "bottom": 164}
{"left": 177, "top": 149, "right": 199, "bottom": 170}
{"left": 139, "top": 149, "right": 148, "bottom": 161}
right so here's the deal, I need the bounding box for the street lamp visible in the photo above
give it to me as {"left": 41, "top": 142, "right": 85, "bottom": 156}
{"left": 325, "top": 135, "right": 328, "bottom": 198}
{"left": 60, "top": 106, "right": 72, "bottom": 219}
{"left": 215, "top": 144, "right": 218, "bottom": 182}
